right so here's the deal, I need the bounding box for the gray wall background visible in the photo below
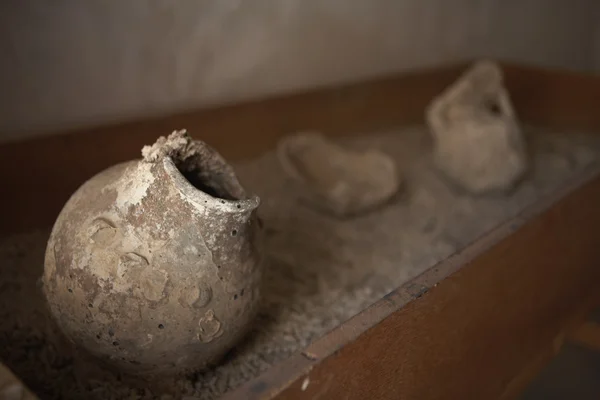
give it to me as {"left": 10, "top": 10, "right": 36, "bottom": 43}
{"left": 0, "top": 0, "right": 598, "bottom": 142}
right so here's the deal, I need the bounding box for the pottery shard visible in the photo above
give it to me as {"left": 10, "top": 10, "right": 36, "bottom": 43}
{"left": 277, "top": 132, "right": 401, "bottom": 217}
{"left": 425, "top": 60, "right": 528, "bottom": 195}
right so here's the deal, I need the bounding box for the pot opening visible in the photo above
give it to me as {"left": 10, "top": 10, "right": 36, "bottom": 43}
{"left": 179, "top": 165, "right": 238, "bottom": 201}
{"left": 144, "top": 130, "right": 248, "bottom": 203}
{"left": 173, "top": 153, "right": 246, "bottom": 202}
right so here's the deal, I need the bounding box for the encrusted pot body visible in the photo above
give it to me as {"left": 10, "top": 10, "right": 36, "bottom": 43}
{"left": 42, "top": 132, "right": 262, "bottom": 377}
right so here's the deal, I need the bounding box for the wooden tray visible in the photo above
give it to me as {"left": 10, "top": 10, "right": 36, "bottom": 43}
{"left": 1, "top": 61, "right": 600, "bottom": 400}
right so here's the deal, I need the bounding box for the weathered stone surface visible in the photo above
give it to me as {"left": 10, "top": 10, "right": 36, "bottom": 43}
{"left": 425, "top": 60, "right": 528, "bottom": 195}
{"left": 42, "top": 130, "right": 264, "bottom": 379}
{"left": 277, "top": 131, "right": 402, "bottom": 217}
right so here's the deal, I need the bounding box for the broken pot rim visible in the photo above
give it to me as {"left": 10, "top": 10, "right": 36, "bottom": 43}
{"left": 162, "top": 157, "right": 260, "bottom": 213}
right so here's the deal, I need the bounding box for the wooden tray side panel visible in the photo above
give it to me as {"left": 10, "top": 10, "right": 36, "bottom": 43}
{"left": 263, "top": 172, "right": 600, "bottom": 400}
{"left": 503, "top": 64, "right": 600, "bottom": 131}
{"left": 2, "top": 62, "right": 599, "bottom": 236}
{"left": 3, "top": 62, "right": 600, "bottom": 237}
{"left": 0, "top": 64, "right": 465, "bottom": 236}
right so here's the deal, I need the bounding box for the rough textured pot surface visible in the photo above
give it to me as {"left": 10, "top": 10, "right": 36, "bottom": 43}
{"left": 42, "top": 130, "right": 263, "bottom": 377}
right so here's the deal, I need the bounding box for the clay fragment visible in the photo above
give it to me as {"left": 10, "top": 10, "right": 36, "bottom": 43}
{"left": 425, "top": 60, "right": 528, "bottom": 195}
{"left": 277, "top": 131, "right": 401, "bottom": 217}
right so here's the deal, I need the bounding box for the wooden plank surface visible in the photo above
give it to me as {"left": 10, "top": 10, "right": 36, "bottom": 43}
{"left": 569, "top": 322, "right": 600, "bottom": 353}
{"left": 503, "top": 64, "right": 600, "bottom": 131}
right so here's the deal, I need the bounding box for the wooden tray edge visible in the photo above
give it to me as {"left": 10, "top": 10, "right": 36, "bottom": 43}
{"left": 224, "top": 163, "right": 600, "bottom": 400}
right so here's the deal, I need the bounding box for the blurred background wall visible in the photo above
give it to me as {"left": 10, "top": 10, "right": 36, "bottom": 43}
{"left": 0, "top": 0, "right": 598, "bottom": 141}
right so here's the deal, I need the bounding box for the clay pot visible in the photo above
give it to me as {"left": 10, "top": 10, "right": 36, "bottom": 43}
{"left": 42, "top": 130, "right": 263, "bottom": 378}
